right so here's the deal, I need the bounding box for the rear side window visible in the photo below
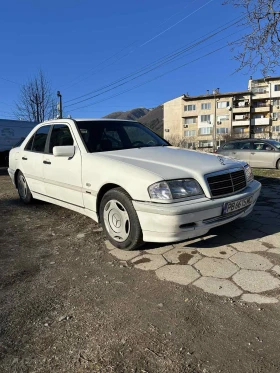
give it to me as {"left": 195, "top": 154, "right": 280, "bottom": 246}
{"left": 25, "top": 126, "right": 51, "bottom": 152}
{"left": 48, "top": 124, "right": 73, "bottom": 154}
{"left": 239, "top": 142, "right": 251, "bottom": 150}
{"left": 223, "top": 143, "right": 235, "bottom": 150}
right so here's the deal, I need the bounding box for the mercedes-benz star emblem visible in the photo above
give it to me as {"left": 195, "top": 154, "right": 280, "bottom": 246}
{"left": 112, "top": 214, "right": 121, "bottom": 228}
{"left": 217, "top": 156, "right": 226, "bottom": 166}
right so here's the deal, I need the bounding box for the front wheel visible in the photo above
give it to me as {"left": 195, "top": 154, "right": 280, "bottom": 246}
{"left": 17, "top": 171, "right": 33, "bottom": 204}
{"left": 100, "top": 188, "right": 143, "bottom": 251}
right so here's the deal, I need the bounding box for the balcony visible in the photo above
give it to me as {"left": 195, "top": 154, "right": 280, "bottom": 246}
{"left": 232, "top": 106, "right": 250, "bottom": 113}
{"left": 232, "top": 120, "right": 250, "bottom": 127}
{"left": 251, "top": 104, "right": 270, "bottom": 113}
{"left": 251, "top": 118, "right": 270, "bottom": 126}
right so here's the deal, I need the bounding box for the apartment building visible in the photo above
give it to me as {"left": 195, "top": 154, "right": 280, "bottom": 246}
{"left": 163, "top": 76, "right": 280, "bottom": 149}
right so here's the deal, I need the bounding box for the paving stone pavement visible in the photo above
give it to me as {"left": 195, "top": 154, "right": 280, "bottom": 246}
{"left": 106, "top": 180, "right": 280, "bottom": 305}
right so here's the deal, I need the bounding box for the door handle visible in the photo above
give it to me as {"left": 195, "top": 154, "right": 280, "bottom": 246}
{"left": 22, "top": 157, "right": 27, "bottom": 160}
{"left": 232, "top": 152, "right": 236, "bottom": 154}
{"left": 43, "top": 160, "right": 51, "bottom": 165}
{"left": 251, "top": 152, "right": 255, "bottom": 155}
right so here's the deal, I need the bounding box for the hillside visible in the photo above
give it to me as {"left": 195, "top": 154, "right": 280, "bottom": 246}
{"left": 103, "top": 106, "right": 163, "bottom": 136}
{"left": 103, "top": 107, "right": 149, "bottom": 121}
{"left": 139, "top": 105, "right": 163, "bottom": 136}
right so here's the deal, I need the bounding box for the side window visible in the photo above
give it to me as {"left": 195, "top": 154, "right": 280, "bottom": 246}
{"left": 25, "top": 135, "right": 34, "bottom": 151}
{"left": 223, "top": 143, "right": 235, "bottom": 150}
{"left": 26, "top": 126, "right": 51, "bottom": 153}
{"left": 49, "top": 124, "right": 74, "bottom": 154}
{"left": 239, "top": 142, "right": 251, "bottom": 150}
{"left": 253, "top": 142, "right": 266, "bottom": 151}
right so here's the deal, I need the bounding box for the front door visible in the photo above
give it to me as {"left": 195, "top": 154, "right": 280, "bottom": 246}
{"left": 43, "top": 124, "right": 84, "bottom": 207}
{"left": 250, "top": 141, "right": 276, "bottom": 168}
{"left": 20, "top": 125, "right": 51, "bottom": 195}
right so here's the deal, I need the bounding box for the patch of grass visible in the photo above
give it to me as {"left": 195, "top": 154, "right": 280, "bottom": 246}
{"left": 252, "top": 168, "right": 280, "bottom": 179}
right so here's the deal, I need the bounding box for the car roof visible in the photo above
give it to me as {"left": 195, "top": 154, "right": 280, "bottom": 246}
{"left": 228, "top": 138, "right": 273, "bottom": 142}
{"left": 74, "top": 118, "right": 138, "bottom": 122}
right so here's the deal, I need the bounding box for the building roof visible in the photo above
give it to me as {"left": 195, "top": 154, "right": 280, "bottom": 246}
{"left": 251, "top": 76, "right": 280, "bottom": 83}
{"left": 182, "top": 91, "right": 251, "bottom": 101}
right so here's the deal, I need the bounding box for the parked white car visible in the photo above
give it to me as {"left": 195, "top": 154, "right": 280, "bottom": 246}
{"left": 8, "top": 119, "right": 261, "bottom": 250}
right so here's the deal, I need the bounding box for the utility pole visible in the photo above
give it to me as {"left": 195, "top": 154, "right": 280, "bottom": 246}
{"left": 212, "top": 88, "right": 219, "bottom": 152}
{"left": 57, "top": 91, "right": 63, "bottom": 119}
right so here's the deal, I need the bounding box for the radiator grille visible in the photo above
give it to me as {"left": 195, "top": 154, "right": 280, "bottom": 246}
{"left": 207, "top": 169, "right": 246, "bottom": 198}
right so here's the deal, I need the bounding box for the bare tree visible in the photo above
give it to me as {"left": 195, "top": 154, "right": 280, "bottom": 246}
{"left": 15, "top": 70, "right": 56, "bottom": 122}
{"left": 166, "top": 134, "right": 198, "bottom": 148}
{"left": 225, "top": 0, "right": 280, "bottom": 75}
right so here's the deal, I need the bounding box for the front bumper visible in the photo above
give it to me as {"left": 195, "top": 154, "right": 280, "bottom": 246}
{"left": 133, "top": 180, "right": 261, "bottom": 243}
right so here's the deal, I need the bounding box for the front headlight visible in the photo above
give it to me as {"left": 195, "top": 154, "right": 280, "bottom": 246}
{"left": 148, "top": 179, "right": 204, "bottom": 200}
{"left": 244, "top": 164, "right": 254, "bottom": 183}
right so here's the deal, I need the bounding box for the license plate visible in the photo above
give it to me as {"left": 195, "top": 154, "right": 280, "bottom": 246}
{"left": 223, "top": 196, "right": 253, "bottom": 215}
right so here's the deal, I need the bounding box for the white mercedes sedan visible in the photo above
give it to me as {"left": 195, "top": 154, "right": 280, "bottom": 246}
{"left": 8, "top": 119, "right": 261, "bottom": 250}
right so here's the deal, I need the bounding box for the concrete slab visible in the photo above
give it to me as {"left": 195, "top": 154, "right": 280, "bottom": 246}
{"left": 193, "top": 277, "right": 243, "bottom": 297}
{"left": 241, "top": 294, "right": 278, "bottom": 304}
{"left": 233, "top": 269, "right": 280, "bottom": 293}
{"left": 260, "top": 235, "right": 280, "bottom": 249}
{"left": 163, "top": 248, "right": 202, "bottom": 265}
{"left": 144, "top": 245, "right": 174, "bottom": 255}
{"left": 230, "top": 240, "right": 268, "bottom": 253}
{"left": 268, "top": 248, "right": 280, "bottom": 255}
{"left": 131, "top": 254, "right": 167, "bottom": 271}
{"left": 197, "top": 246, "right": 236, "bottom": 259}
{"left": 105, "top": 241, "right": 117, "bottom": 251}
{"left": 272, "top": 265, "right": 280, "bottom": 275}
{"left": 110, "top": 248, "right": 141, "bottom": 261}
{"left": 230, "top": 252, "right": 273, "bottom": 271}
{"left": 194, "top": 258, "right": 239, "bottom": 279}
{"left": 156, "top": 264, "right": 200, "bottom": 286}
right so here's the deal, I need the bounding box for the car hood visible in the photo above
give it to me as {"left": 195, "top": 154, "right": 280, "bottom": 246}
{"left": 99, "top": 146, "right": 245, "bottom": 180}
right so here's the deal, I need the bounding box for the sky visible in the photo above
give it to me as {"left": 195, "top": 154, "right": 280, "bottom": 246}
{"left": 1, "top": 0, "right": 280, "bottom": 120}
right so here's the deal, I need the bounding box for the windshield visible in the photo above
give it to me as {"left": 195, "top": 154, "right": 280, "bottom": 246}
{"left": 270, "top": 140, "right": 280, "bottom": 149}
{"left": 75, "top": 120, "right": 169, "bottom": 153}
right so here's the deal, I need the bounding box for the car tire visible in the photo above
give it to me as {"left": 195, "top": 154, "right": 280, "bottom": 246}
{"left": 17, "top": 171, "right": 33, "bottom": 204}
{"left": 100, "top": 187, "right": 143, "bottom": 251}
{"left": 277, "top": 159, "right": 280, "bottom": 170}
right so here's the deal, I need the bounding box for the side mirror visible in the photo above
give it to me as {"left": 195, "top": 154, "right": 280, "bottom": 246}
{"left": 53, "top": 145, "right": 75, "bottom": 157}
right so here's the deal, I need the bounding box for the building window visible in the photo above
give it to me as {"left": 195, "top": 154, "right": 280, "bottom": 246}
{"left": 201, "top": 114, "right": 211, "bottom": 122}
{"left": 199, "top": 140, "right": 213, "bottom": 148}
{"left": 201, "top": 102, "right": 211, "bottom": 110}
{"left": 234, "top": 114, "right": 249, "bottom": 121}
{"left": 272, "top": 99, "right": 280, "bottom": 106}
{"left": 233, "top": 127, "right": 246, "bottom": 134}
{"left": 217, "top": 101, "right": 230, "bottom": 109}
{"left": 184, "top": 104, "right": 196, "bottom": 111}
{"left": 272, "top": 112, "right": 280, "bottom": 120}
{"left": 274, "top": 84, "right": 280, "bottom": 91}
{"left": 217, "top": 128, "right": 229, "bottom": 134}
{"left": 272, "top": 126, "right": 280, "bottom": 132}
{"left": 252, "top": 87, "right": 267, "bottom": 94}
{"left": 199, "top": 127, "right": 212, "bottom": 135}
{"left": 254, "top": 126, "right": 265, "bottom": 133}
{"left": 184, "top": 130, "right": 196, "bottom": 137}
{"left": 184, "top": 117, "right": 197, "bottom": 124}
{"left": 217, "top": 115, "right": 229, "bottom": 122}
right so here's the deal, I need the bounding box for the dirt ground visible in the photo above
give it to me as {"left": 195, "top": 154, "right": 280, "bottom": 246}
{"left": 1, "top": 168, "right": 280, "bottom": 373}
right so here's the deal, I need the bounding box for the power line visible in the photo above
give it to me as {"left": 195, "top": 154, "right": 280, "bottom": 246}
{"left": 63, "top": 0, "right": 213, "bottom": 91}
{"left": 0, "top": 77, "right": 21, "bottom": 86}
{"left": 68, "top": 34, "right": 247, "bottom": 113}
{"left": 65, "top": 16, "right": 243, "bottom": 104}
{"left": 65, "top": 18, "right": 244, "bottom": 108}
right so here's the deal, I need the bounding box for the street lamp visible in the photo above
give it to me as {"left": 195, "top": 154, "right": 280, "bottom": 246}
{"left": 57, "top": 91, "right": 62, "bottom": 119}
{"left": 212, "top": 88, "right": 219, "bottom": 152}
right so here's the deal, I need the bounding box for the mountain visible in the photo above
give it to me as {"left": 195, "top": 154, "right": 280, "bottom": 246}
{"left": 103, "top": 107, "right": 150, "bottom": 121}
{"left": 138, "top": 105, "right": 163, "bottom": 136}
{"left": 103, "top": 106, "right": 163, "bottom": 136}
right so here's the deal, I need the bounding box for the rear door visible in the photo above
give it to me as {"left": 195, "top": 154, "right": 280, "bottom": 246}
{"left": 234, "top": 141, "right": 252, "bottom": 164}
{"left": 20, "top": 125, "right": 51, "bottom": 195}
{"left": 250, "top": 141, "right": 277, "bottom": 168}
{"left": 43, "top": 124, "right": 84, "bottom": 207}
